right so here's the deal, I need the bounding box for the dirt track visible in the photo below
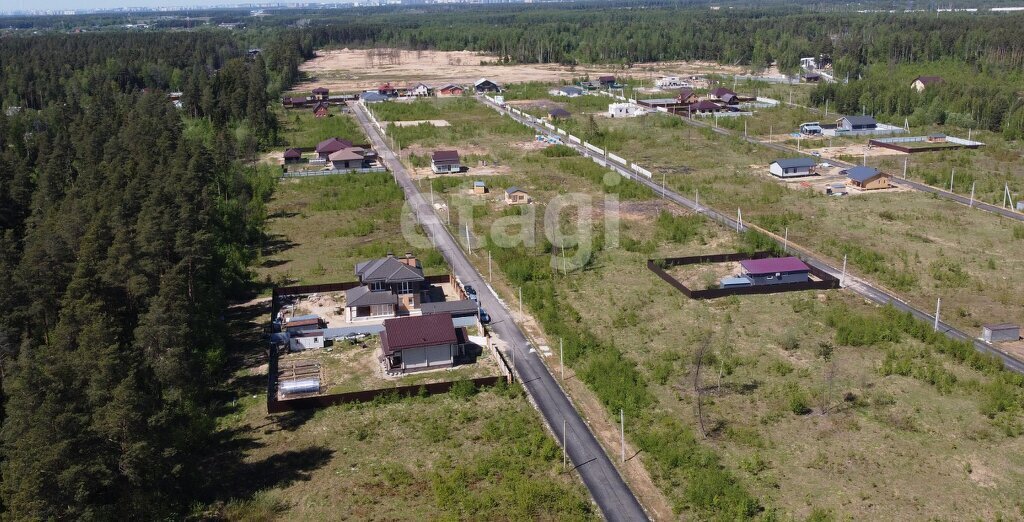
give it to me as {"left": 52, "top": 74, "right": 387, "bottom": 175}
{"left": 297, "top": 49, "right": 745, "bottom": 93}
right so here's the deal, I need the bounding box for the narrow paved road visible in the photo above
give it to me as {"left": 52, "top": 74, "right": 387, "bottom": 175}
{"left": 483, "top": 96, "right": 1024, "bottom": 375}
{"left": 350, "top": 102, "right": 649, "bottom": 522}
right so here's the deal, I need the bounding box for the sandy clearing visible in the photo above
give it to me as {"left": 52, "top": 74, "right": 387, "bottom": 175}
{"left": 297, "top": 48, "right": 746, "bottom": 93}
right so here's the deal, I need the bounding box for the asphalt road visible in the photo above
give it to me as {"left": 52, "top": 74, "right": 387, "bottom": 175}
{"left": 484, "top": 96, "right": 1024, "bottom": 375}
{"left": 350, "top": 102, "right": 650, "bottom": 522}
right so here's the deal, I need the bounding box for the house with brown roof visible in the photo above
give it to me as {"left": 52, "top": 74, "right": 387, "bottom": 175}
{"left": 377, "top": 83, "right": 398, "bottom": 97}
{"left": 312, "top": 86, "right": 330, "bottom": 100}
{"left": 843, "top": 166, "right": 891, "bottom": 190}
{"left": 911, "top": 76, "right": 944, "bottom": 93}
{"left": 711, "top": 87, "right": 737, "bottom": 101}
{"left": 315, "top": 137, "right": 355, "bottom": 160}
{"left": 686, "top": 100, "right": 725, "bottom": 114}
{"left": 677, "top": 88, "right": 698, "bottom": 104}
{"left": 598, "top": 75, "right": 617, "bottom": 87}
{"left": 380, "top": 313, "right": 465, "bottom": 374}
{"left": 345, "top": 253, "right": 426, "bottom": 322}
{"left": 431, "top": 150, "right": 462, "bottom": 173}
{"left": 329, "top": 147, "right": 367, "bottom": 170}
{"left": 438, "top": 84, "right": 465, "bottom": 97}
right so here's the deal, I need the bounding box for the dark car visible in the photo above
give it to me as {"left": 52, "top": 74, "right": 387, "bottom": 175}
{"left": 464, "top": 285, "right": 478, "bottom": 301}
{"left": 478, "top": 308, "right": 490, "bottom": 324}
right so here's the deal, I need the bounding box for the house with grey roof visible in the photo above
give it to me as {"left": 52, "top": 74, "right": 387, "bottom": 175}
{"left": 550, "top": 85, "right": 584, "bottom": 97}
{"left": 769, "top": 158, "right": 817, "bottom": 178}
{"left": 504, "top": 187, "right": 530, "bottom": 205}
{"left": 345, "top": 253, "right": 426, "bottom": 321}
{"left": 837, "top": 115, "right": 877, "bottom": 131}
{"left": 842, "top": 166, "right": 890, "bottom": 190}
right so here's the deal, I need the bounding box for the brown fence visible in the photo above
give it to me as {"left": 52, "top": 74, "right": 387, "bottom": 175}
{"left": 648, "top": 251, "right": 840, "bottom": 300}
{"left": 868, "top": 139, "right": 979, "bottom": 154}
{"left": 267, "top": 375, "right": 507, "bottom": 413}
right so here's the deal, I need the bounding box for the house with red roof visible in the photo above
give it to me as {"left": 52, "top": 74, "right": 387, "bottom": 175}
{"left": 437, "top": 84, "right": 465, "bottom": 97}
{"left": 283, "top": 147, "right": 303, "bottom": 164}
{"left": 377, "top": 83, "right": 398, "bottom": 97}
{"left": 312, "top": 101, "right": 330, "bottom": 118}
{"left": 380, "top": 313, "right": 465, "bottom": 374}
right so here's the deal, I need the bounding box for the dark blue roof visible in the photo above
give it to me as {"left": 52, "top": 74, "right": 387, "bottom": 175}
{"left": 844, "top": 166, "right": 881, "bottom": 183}
{"left": 842, "top": 115, "right": 876, "bottom": 127}
{"left": 773, "top": 158, "right": 816, "bottom": 169}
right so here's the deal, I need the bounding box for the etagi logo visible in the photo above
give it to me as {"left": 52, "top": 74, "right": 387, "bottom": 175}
{"left": 401, "top": 170, "right": 624, "bottom": 272}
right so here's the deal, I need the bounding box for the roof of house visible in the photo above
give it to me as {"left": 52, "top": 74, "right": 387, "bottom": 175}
{"left": 801, "top": 122, "right": 822, "bottom": 128}
{"left": 473, "top": 180, "right": 485, "bottom": 187}
{"left": 721, "top": 93, "right": 738, "bottom": 104}
{"left": 549, "top": 108, "right": 571, "bottom": 118}
{"left": 408, "top": 82, "right": 431, "bottom": 90}
{"left": 421, "top": 300, "right": 479, "bottom": 316}
{"left": 438, "top": 84, "right": 463, "bottom": 91}
{"left": 803, "top": 72, "right": 821, "bottom": 79}
{"left": 360, "top": 92, "right": 389, "bottom": 102}
{"left": 345, "top": 285, "right": 399, "bottom": 307}
{"left": 316, "top": 137, "right": 355, "bottom": 154}
{"left": 598, "top": 75, "right": 616, "bottom": 82}
{"left": 983, "top": 323, "right": 1020, "bottom": 330}
{"left": 678, "top": 88, "right": 696, "bottom": 100}
{"left": 312, "top": 101, "right": 329, "bottom": 112}
{"left": 355, "top": 255, "right": 424, "bottom": 284}
{"left": 289, "top": 97, "right": 308, "bottom": 104}
{"left": 556, "top": 86, "right": 584, "bottom": 95}
{"left": 721, "top": 276, "right": 753, "bottom": 286}
{"left": 329, "top": 148, "right": 364, "bottom": 162}
{"left": 432, "top": 150, "right": 460, "bottom": 162}
{"left": 928, "top": 133, "right": 947, "bottom": 138}
{"left": 914, "top": 76, "right": 944, "bottom": 85}
{"left": 381, "top": 313, "right": 457, "bottom": 355}
{"left": 505, "top": 186, "right": 527, "bottom": 195}
{"left": 312, "top": 87, "right": 329, "bottom": 94}
{"left": 712, "top": 87, "right": 736, "bottom": 99}
{"left": 284, "top": 317, "right": 323, "bottom": 329}
{"left": 772, "top": 157, "right": 817, "bottom": 169}
{"left": 740, "top": 257, "right": 810, "bottom": 275}
{"left": 292, "top": 330, "right": 325, "bottom": 338}
{"left": 378, "top": 82, "right": 395, "bottom": 90}
{"left": 840, "top": 115, "right": 877, "bottom": 127}
{"left": 690, "top": 100, "right": 722, "bottom": 111}
{"left": 844, "top": 166, "right": 883, "bottom": 183}
{"left": 475, "top": 78, "right": 500, "bottom": 87}
{"left": 283, "top": 147, "right": 302, "bottom": 158}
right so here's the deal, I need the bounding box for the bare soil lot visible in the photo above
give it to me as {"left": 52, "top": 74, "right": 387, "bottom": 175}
{"left": 297, "top": 49, "right": 744, "bottom": 93}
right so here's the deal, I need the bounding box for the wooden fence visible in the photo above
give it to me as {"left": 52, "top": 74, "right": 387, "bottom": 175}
{"left": 647, "top": 251, "right": 840, "bottom": 300}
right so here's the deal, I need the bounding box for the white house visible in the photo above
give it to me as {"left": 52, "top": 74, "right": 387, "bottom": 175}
{"left": 407, "top": 83, "right": 432, "bottom": 97}
{"left": 550, "top": 86, "right": 584, "bottom": 97}
{"left": 608, "top": 103, "right": 645, "bottom": 118}
{"left": 655, "top": 76, "right": 689, "bottom": 89}
{"left": 289, "top": 330, "right": 325, "bottom": 352}
{"left": 769, "top": 158, "right": 817, "bottom": 178}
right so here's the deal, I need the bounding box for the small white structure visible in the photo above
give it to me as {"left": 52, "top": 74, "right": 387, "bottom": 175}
{"left": 608, "top": 103, "right": 646, "bottom": 118}
{"left": 550, "top": 86, "right": 584, "bottom": 97}
{"left": 279, "top": 378, "right": 320, "bottom": 396}
{"left": 655, "top": 76, "right": 690, "bottom": 89}
{"left": 800, "top": 57, "right": 818, "bottom": 69}
{"left": 289, "top": 330, "right": 325, "bottom": 352}
{"left": 769, "top": 158, "right": 817, "bottom": 178}
{"left": 982, "top": 324, "right": 1020, "bottom": 343}
{"left": 407, "top": 83, "right": 432, "bottom": 97}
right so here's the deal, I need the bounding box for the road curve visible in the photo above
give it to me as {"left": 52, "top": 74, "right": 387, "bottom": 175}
{"left": 350, "top": 101, "right": 650, "bottom": 522}
{"left": 482, "top": 96, "right": 1024, "bottom": 376}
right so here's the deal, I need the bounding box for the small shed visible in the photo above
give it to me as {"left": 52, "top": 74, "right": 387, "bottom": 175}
{"left": 473, "top": 180, "right": 487, "bottom": 194}
{"left": 283, "top": 148, "right": 303, "bottom": 164}
{"left": 982, "top": 324, "right": 1020, "bottom": 343}
{"left": 431, "top": 150, "right": 462, "bottom": 174}
{"left": 843, "top": 166, "right": 890, "bottom": 190}
{"left": 769, "top": 158, "right": 816, "bottom": 178}
{"left": 739, "top": 257, "right": 810, "bottom": 286}
{"left": 381, "top": 313, "right": 461, "bottom": 373}
{"left": 927, "top": 133, "right": 947, "bottom": 143}
{"left": 505, "top": 187, "right": 530, "bottom": 205}
{"left": 800, "top": 122, "right": 823, "bottom": 135}
{"left": 289, "top": 330, "right": 325, "bottom": 352}
{"left": 598, "top": 75, "right": 617, "bottom": 86}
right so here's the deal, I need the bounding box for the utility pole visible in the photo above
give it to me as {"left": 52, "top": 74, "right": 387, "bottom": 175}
{"left": 934, "top": 297, "right": 941, "bottom": 331}
{"left": 620, "top": 409, "right": 625, "bottom": 463}
{"left": 662, "top": 173, "right": 667, "bottom": 199}
{"left": 519, "top": 287, "right": 522, "bottom": 316}
{"left": 949, "top": 168, "right": 955, "bottom": 192}
{"left": 465, "top": 225, "right": 472, "bottom": 255}
{"left": 736, "top": 208, "right": 743, "bottom": 232}
{"left": 695, "top": 189, "right": 699, "bottom": 209}
{"left": 969, "top": 182, "right": 976, "bottom": 208}
{"left": 488, "top": 251, "right": 492, "bottom": 282}
{"left": 841, "top": 254, "right": 847, "bottom": 286}
{"left": 562, "top": 418, "right": 567, "bottom": 471}
{"left": 784, "top": 227, "right": 789, "bottom": 253}
{"left": 903, "top": 158, "right": 908, "bottom": 179}
{"left": 560, "top": 338, "right": 564, "bottom": 380}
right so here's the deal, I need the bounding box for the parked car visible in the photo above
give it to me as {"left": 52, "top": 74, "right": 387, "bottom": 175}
{"left": 478, "top": 308, "right": 490, "bottom": 324}
{"left": 464, "top": 285, "right": 478, "bottom": 301}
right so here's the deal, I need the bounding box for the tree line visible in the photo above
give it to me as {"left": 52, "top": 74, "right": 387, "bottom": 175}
{"left": 0, "top": 28, "right": 303, "bottom": 518}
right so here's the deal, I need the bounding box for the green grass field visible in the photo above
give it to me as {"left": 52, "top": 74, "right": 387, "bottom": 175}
{"left": 416, "top": 94, "right": 1024, "bottom": 520}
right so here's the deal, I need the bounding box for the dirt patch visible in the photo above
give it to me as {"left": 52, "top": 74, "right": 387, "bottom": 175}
{"left": 289, "top": 292, "right": 347, "bottom": 326}
{"left": 812, "top": 143, "right": 907, "bottom": 160}
{"left": 297, "top": 49, "right": 746, "bottom": 93}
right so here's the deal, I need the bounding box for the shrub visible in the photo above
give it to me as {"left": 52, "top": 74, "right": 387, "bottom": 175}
{"left": 449, "top": 379, "right": 477, "bottom": 400}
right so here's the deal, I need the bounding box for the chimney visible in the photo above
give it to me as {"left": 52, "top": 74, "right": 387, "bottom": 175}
{"left": 386, "top": 251, "right": 394, "bottom": 258}
{"left": 402, "top": 252, "right": 418, "bottom": 267}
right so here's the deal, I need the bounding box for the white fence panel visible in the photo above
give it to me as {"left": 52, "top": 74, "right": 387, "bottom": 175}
{"left": 632, "top": 164, "right": 653, "bottom": 178}
{"left": 568, "top": 135, "right": 582, "bottom": 144}
{"left": 592, "top": 158, "right": 607, "bottom": 167}
{"left": 584, "top": 142, "right": 604, "bottom": 155}
{"left": 607, "top": 153, "right": 626, "bottom": 165}
{"left": 544, "top": 122, "right": 556, "bottom": 130}
{"left": 656, "top": 107, "right": 668, "bottom": 113}
{"left": 556, "top": 128, "right": 567, "bottom": 135}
